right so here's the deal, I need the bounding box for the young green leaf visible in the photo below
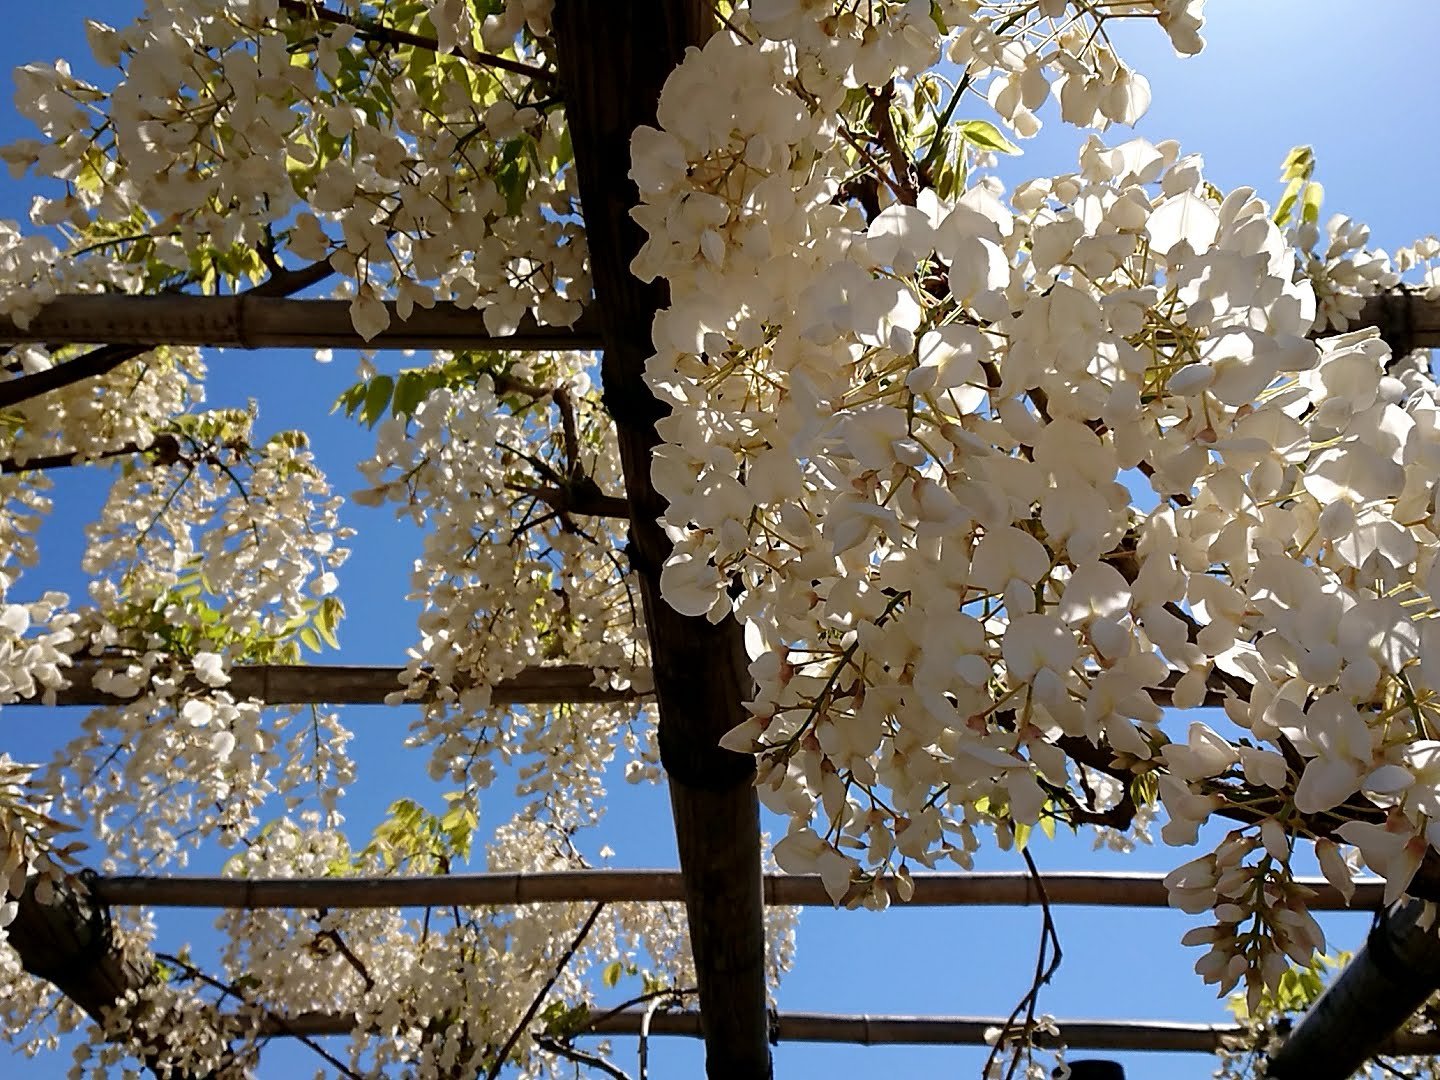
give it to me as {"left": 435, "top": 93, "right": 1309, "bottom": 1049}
{"left": 958, "top": 119, "right": 1021, "bottom": 155}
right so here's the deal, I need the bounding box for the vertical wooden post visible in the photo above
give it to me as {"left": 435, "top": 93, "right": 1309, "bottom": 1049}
{"left": 1265, "top": 898, "right": 1440, "bottom": 1078}
{"left": 550, "top": 5, "right": 773, "bottom": 1077}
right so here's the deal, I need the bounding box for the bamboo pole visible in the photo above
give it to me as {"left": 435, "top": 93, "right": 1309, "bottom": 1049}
{"left": 20, "top": 661, "right": 1208, "bottom": 711}
{"left": 0, "top": 295, "right": 604, "bottom": 352}
{"left": 254, "top": 1008, "right": 1440, "bottom": 1054}
{"left": 1358, "top": 289, "right": 1440, "bottom": 358}
{"left": 1, "top": 291, "right": 1434, "bottom": 356}
{"left": 86, "top": 869, "right": 1387, "bottom": 912}
{"left": 39, "top": 661, "right": 644, "bottom": 708}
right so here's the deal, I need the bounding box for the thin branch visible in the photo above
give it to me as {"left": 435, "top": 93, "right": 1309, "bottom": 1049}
{"left": 276, "top": 0, "right": 555, "bottom": 83}
{"left": 0, "top": 434, "right": 181, "bottom": 475}
{"left": 534, "top": 1035, "right": 634, "bottom": 1080}
{"left": 246, "top": 258, "right": 336, "bottom": 298}
{"left": 834, "top": 121, "right": 909, "bottom": 204}
{"left": 484, "top": 902, "right": 606, "bottom": 1080}
{"left": 552, "top": 386, "right": 583, "bottom": 482}
{"left": 869, "top": 83, "right": 918, "bottom": 206}
{"left": 572, "top": 986, "right": 698, "bottom": 1040}
{"left": 154, "top": 952, "right": 363, "bottom": 1080}
{"left": 505, "top": 481, "right": 631, "bottom": 519}
{"left": 984, "top": 848, "right": 1063, "bottom": 1080}
{"left": 1372, "top": 1059, "right": 1417, "bottom": 1080}
{"left": 314, "top": 926, "right": 375, "bottom": 992}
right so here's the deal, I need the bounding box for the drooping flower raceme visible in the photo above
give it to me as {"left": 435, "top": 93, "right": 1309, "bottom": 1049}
{"left": 631, "top": 1, "right": 1440, "bottom": 1020}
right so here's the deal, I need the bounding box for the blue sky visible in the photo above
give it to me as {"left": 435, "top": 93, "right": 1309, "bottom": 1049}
{"left": 3, "top": 3, "right": 1438, "bottom": 1078}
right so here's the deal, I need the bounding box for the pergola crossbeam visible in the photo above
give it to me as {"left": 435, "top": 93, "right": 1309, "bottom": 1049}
{"left": 0, "top": 295, "right": 604, "bottom": 352}
{"left": 85, "top": 869, "right": 1386, "bottom": 912}
{"left": 245, "top": 1007, "right": 1440, "bottom": 1055}
{"left": 20, "top": 661, "right": 1216, "bottom": 710}
{"left": 40, "top": 660, "right": 642, "bottom": 708}
{"left": 1, "top": 289, "right": 1435, "bottom": 356}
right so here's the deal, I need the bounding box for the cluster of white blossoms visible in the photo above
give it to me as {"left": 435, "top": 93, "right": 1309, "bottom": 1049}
{"left": 202, "top": 814, "right": 791, "bottom": 1078}
{"left": 632, "top": 0, "right": 1440, "bottom": 1013}
{"left": 2, "top": 0, "right": 584, "bottom": 338}
{"left": 354, "top": 351, "right": 657, "bottom": 812}
{"left": 0, "top": 753, "right": 80, "bottom": 939}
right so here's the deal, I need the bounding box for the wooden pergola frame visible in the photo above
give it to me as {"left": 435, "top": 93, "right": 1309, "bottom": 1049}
{"left": 2, "top": 291, "right": 1436, "bottom": 359}
{"left": 4, "top": 1, "right": 1440, "bottom": 1075}
{"left": 153, "top": 1007, "right": 1440, "bottom": 1057}
{"left": 53, "top": 868, "right": 1387, "bottom": 912}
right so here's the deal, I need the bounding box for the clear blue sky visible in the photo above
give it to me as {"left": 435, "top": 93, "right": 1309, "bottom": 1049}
{"left": 3, "top": 3, "right": 1438, "bottom": 1078}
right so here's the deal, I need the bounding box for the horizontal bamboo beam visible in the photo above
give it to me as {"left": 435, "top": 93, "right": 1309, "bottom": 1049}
{"left": 39, "top": 661, "right": 643, "bottom": 708}
{"left": 257, "top": 1007, "right": 1440, "bottom": 1054}
{"left": 87, "top": 870, "right": 1385, "bottom": 912}
{"left": 1358, "top": 289, "right": 1440, "bottom": 357}
{"left": 32, "top": 662, "right": 1193, "bottom": 710}
{"left": 0, "top": 291, "right": 1433, "bottom": 357}
{"left": 0, "top": 295, "right": 604, "bottom": 352}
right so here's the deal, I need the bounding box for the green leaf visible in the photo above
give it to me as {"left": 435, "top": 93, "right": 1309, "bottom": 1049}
{"left": 315, "top": 596, "right": 343, "bottom": 649}
{"left": 602, "top": 960, "right": 624, "bottom": 989}
{"left": 1279, "top": 144, "right": 1314, "bottom": 182}
{"left": 391, "top": 370, "right": 430, "bottom": 418}
{"left": 332, "top": 381, "right": 368, "bottom": 417}
{"left": 538, "top": 1001, "right": 592, "bottom": 1038}
{"left": 494, "top": 139, "right": 532, "bottom": 217}
{"left": 542, "top": 124, "right": 573, "bottom": 178}
{"left": 958, "top": 119, "right": 1020, "bottom": 155}
{"left": 299, "top": 626, "right": 322, "bottom": 653}
{"left": 1300, "top": 180, "right": 1324, "bottom": 226}
{"left": 360, "top": 375, "right": 395, "bottom": 427}
{"left": 1273, "top": 176, "right": 1304, "bottom": 227}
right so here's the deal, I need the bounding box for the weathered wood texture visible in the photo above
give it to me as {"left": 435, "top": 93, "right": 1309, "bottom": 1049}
{"left": 89, "top": 869, "right": 1386, "bottom": 912}
{"left": 1264, "top": 897, "right": 1440, "bottom": 1078}
{"left": 3, "top": 289, "right": 1435, "bottom": 355}
{"left": 0, "top": 295, "right": 603, "bottom": 352}
{"left": 251, "top": 1007, "right": 1440, "bottom": 1055}
{"left": 550, "top": 4, "right": 771, "bottom": 1078}
{"left": 6, "top": 877, "right": 208, "bottom": 1079}
{"left": 6, "top": 876, "right": 150, "bottom": 1024}
{"left": 1358, "top": 289, "right": 1440, "bottom": 357}
{"left": 41, "top": 661, "right": 641, "bottom": 708}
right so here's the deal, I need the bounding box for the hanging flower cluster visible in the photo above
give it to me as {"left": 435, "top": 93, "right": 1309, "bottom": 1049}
{"left": 353, "top": 350, "right": 653, "bottom": 815}
{"left": 2, "top": 0, "right": 582, "bottom": 336}
{"left": 200, "top": 812, "right": 792, "bottom": 1079}
{"left": 630, "top": 1, "right": 1440, "bottom": 1014}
